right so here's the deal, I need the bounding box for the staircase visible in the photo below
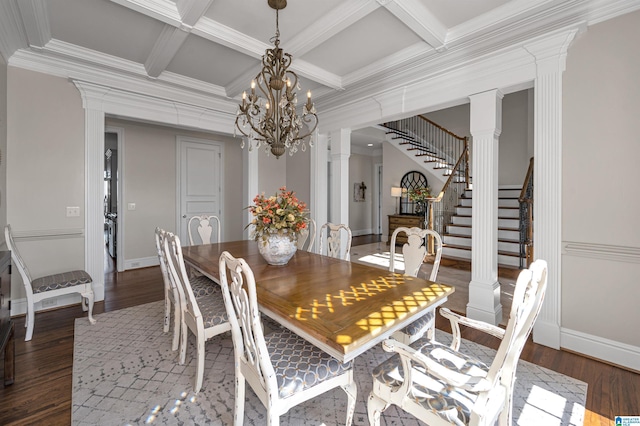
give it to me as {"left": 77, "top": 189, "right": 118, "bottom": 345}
{"left": 442, "top": 186, "right": 522, "bottom": 268}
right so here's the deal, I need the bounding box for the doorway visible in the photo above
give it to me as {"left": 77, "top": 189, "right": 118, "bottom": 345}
{"left": 104, "top": 126, "right": 123, "bottom": 272}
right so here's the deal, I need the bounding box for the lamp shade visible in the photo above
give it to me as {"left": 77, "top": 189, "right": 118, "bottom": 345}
{"left": 391, "top": 187, "right": 403, "bottom": 197}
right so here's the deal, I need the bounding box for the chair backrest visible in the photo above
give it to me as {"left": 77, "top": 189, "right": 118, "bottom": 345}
{"left": 154, "top": 227, "right": 171, "bottom": 286}
{"left": 4, "top": 225, "right": 34, "bottom": 296}
{"left": 163, "top": 232, "right": 201, "bottom": 321}
{"left": 187, "top": 215, "right": 221, "bottom": 245}
{"left": 484, "top": 259, "right": 548, "bottom": 423}
{"left": 389, "top": 227, "right": 442, "bottom": 281}
{"left": 296, "top": 218, "right": 316, "bottom": 252}
{"left": 318, "top": 222, "right": 352, "bottom": 260}
{"left": 219, "top": 251, "right": 277, "bottom": 392}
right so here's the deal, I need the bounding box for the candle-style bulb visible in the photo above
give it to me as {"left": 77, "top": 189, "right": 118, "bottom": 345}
{"left": 307, "top": 90, "right": 311, "bottom": 99}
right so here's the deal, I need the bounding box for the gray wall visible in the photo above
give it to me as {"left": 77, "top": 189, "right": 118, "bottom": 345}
{"left": 106, "top": 118, "right": 245, "bottom": 262}
{"left": 561, "top": 10, "right": 640, "bottom": 347}
{"left": 0, "top": 57, "right": 7, "bottom": 238}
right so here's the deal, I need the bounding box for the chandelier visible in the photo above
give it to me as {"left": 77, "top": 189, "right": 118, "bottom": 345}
{"left": 234, "top": 0, "right": 318, "bottom": 159}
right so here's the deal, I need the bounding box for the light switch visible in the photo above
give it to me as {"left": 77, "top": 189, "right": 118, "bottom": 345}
{"left": 127, "top": 203, "right": 136, "bottom": 211}
{"left": 66, "top": 206, "right": 80, "bottom": 217}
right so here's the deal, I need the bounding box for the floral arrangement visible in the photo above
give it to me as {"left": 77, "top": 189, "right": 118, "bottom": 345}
{"left": 247, "top": 186, "right": 308, "bottom": 241}
{"left": 407, "top": 186, "right": 432, "bottom": 204}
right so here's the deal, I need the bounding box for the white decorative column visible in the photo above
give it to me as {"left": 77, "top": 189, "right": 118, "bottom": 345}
{"left": 329, "top": 129, "right": 351, "bottom": 258}
{"left": 524, "top": 29, "right": 578, "bottom": 348}
{"left": 467, "top": 89, "right": 503, "bottom": 325}
{"left": 83, "top": 108, "right": 106, "bottom": 302}
{"left": 243, "top": 141, "right": 259, "bottom": 240}
{"left": 310, "top": 131, "right": 328, "bottom": 243}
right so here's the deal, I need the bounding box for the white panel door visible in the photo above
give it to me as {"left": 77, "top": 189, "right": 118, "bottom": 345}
{"left": 177, "top": 137, "right": 223, "bottom": 243}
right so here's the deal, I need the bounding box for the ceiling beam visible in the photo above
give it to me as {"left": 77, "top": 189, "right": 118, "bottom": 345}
{"left": 144, "top": 25, "right": 190, "bottom": 78}
{"left": 381, "top": 0, "right": 447, "bottom": 51}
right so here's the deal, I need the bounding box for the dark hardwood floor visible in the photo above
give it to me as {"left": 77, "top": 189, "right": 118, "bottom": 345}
{"left": 0, "top": 238, "right": 636, "bottom": 425}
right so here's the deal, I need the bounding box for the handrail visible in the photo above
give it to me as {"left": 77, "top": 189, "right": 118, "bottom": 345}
{"left": 433, "top": 138, "right": 470, "bottom": 202}
{"left": 418, "top": 115, "right": 467, "bottom": 141}
{"left": 518, "top": 157, "right": 534, "bottom": 268}
{"left": 519, "top": 157, "right": 534, "bottom": 202}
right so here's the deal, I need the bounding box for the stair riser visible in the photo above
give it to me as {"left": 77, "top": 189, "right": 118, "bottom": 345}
{"left": 443, "top": 237, "right": 520, "bottom": 254}
{"left": 499, "top": 189, "right": 521, "bottom": 198}
{"left": 455, "top": 206, "right": 520, "bottom": 218}
{"left": 442, "top": 247, "right": 521, "bottom": 267}
{"left": 452, "top": 216, "right": 518, "bottom": 228}
{"left": 499, "top": 199, "right": 520, "bottom": 208}
{"left": 446, "top": 225, "right": 520, "bottom": 240}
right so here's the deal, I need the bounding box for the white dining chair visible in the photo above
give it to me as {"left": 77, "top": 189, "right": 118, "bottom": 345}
{"left": 368, "top": 259, "right": 548, "bottom": 426}
{"left": 154, "top": 227, "right": 182, "bottom": 351}
{"left": 163, "top": 231, "right": 231, "bottom": 393}
{"left": 389, "top": 226, "right": 443, "bottom": 344}
{"left": 187, "top": 215, "right": 221, "bottom": 245}
{"left": 296, "top": 218, "right": 316, "bottom": 252}
{"left": 219, "top": 250, "right": 357, "bottom": 426}
{"left": 318, "top": 222, "right": 352, "bottom": 260}
{"left": 4, "top": 224, "right": 96, "bottom": 341}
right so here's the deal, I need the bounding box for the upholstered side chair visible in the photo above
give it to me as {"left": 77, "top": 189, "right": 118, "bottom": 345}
{"left": 4, "top": 224, "right": 96, "bottom": 341}
{"left": 219, "top": 250, "right": 357, "bottom": 426}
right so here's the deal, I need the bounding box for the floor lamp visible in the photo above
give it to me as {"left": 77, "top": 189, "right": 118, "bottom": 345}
{"left": 391, "top": 187, "right": 402, "bottom": 215}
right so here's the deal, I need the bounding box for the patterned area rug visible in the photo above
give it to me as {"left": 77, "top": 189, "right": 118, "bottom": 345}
{"left": 72, "top": 301, "right": 586, "bottom": 425}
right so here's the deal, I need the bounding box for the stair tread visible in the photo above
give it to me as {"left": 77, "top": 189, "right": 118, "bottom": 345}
{"left": 451, "top": 214, "right": 519, "bottom": 220}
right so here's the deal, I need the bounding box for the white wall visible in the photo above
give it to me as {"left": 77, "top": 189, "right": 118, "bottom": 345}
{"left": 562, "top": 10, "right": 640, "bottom": 349}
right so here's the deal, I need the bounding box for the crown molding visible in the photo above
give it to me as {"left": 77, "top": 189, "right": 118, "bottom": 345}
{"left": 73, "top": 80, "right": 235, "bottom": 134}
{"left": 109, "top": 0, "right": 182, "bottom": 26}
{"left": 9, "top": 47, "right": 234, "bottom": 113}
{"left": 585, "top": 0, "right": 640, "bottom": 24}
{"left": 0, "top": 0, "right": 28, "bottom": 62}
{"left": 16, "top": 0, "right": 51, "bottom": 49}
{"left": 175, "top": 0, "right": 213, "bottom": 26}
{"left": 342, "top": 42, "right": 433, "bottom": 87}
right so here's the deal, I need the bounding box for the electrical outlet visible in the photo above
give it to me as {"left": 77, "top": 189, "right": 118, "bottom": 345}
{"left": 66, "top": 206, "right": 80, "bottom": 217}
{"left": 127, "top": 203, "right": 136, "bottom": 211}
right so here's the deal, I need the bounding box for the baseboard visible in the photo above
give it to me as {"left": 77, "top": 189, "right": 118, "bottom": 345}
{"left": 561, "top": 327, "right": 640, "bottom": 372}
{"left": 124, "top": 256, "right": 158, "bottom": 270}
{"left": 352, "top": 228, "right": 373, "bottom": 237}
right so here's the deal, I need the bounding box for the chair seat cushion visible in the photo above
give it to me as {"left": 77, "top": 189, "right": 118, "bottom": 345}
{"left": 196, "top": 286, "right": 229, "bottom": 328}
{"left": 265, "top": 328, "right": 353, "bottom": 399}
{"left": 400, "top": 310, "right": 435, "bottom": 337}
{"left": 190, "top": 275, "right": 218, "bottom": 298}
{"left": 31, "top": 270, "right": 92, "bottom": 294}
{"left": 372, "top": 339, "right": 490, "bottom": 425}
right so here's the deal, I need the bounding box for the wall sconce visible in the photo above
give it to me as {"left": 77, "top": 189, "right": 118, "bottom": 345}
{"left": 391, "top": 186, "right": 402, "bottom": 214}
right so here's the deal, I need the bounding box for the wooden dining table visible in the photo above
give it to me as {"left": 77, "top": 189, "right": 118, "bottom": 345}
{"left": 182, "top": 240, "right": 454, "bottom": 363}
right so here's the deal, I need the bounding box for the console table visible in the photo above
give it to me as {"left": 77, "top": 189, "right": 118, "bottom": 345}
{"left": 387, "top": 214, "right": 423, "bottom": 245}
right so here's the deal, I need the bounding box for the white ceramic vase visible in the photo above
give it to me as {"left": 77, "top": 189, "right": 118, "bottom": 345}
{"left": 258, "top": 231, "right": 298, "bottom": 265}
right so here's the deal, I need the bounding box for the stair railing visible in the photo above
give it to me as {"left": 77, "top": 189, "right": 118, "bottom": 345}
{"left": 426, "top": 140, "right": 470, "bottom": 253}
{"left": 383, "top": 115, "right": 471, "bottom": 255}
{"left": 519, "top": 157, "right": 534, "bottom": 268}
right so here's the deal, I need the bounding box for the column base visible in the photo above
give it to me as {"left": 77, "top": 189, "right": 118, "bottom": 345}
{"left": 466, "top": 279, "right": 503, "bottom": 325}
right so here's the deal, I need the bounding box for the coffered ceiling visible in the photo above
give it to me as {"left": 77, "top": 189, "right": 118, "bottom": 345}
{"left": 1, "top": 0, "right": 638, "bottom": 148}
